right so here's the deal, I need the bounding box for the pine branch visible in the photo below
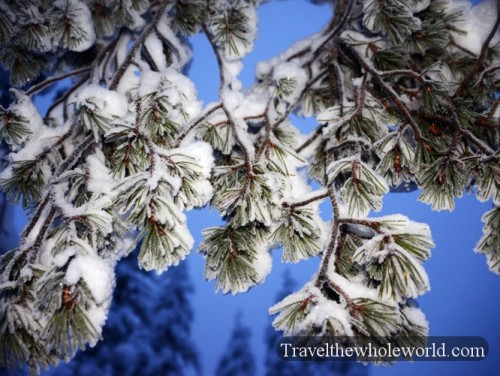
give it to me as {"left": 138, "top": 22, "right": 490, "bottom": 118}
{"left": 287, "top": 0, "right": 354, "bottom": 67}
{"left": 44, "top": 34, "right": 122, "bottom": 121}
{"left": 453, "top": 2, "right": 500, "bottom": 98}
{"left": 109, "top": 0, "right": 170, "bottom": 90}
{"left": 202, "top": 22, "right": 254, "bottom": 172}
{"left": 476, "top": 64, "right": 500, "bottom": 85}
{"left": 345, "top": 43, "right": 424, "bottom": 142}
{"left": 26, "top": 67, "right": 92, "bottom": 97}
{"left": 20, "top": 134, "right": 94, "bottom": 245}
{"left": 272, "top": 69, "right": 329, "bottom": 130}
{"left": 45, "top": 72, "right": 90, "bottom": 122}
{"left": 175, "top": 103, "right": 223, "bottom": 147}
{"left": 282, "top": 189, "right": 329, "bottom": 209}
{"left": 315, "top": 188, "right": 341, "bottom": 287}
{"left": 296, "top": 123, "right": 326, "bottom": 153}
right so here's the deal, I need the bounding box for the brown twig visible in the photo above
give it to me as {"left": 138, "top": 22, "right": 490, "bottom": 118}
{"left": 27, "top": 67, "right": 92, "bottom": 96}
{"left": 109, "top": 0, "right": 170, "bottom": 90}
{"left": 315, "top": 188, "right": 341, "bottom": 287}
{"left": 175, "top": 104, "right": 223, "bottom": 147}
{"left": 346, "top": 43, "right": 424, "bottom": 141}
{"left": 453, "top": 4, "right": 500, "bottom": 98}
{"left": 282, "top": 190, "right": 329, "bottom": 209}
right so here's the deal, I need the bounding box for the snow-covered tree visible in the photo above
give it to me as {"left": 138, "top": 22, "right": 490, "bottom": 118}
{"left": 216, "top": 313, "right": 256, "bottom": 376}
{"left": 0, "top": 0, "right": 498, "bottom": 374}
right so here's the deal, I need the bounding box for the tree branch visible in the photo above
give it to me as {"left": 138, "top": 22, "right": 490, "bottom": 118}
{"left": 315, "top": 188, "right": 340, "bottom": 287}
{"left": 109, "top": 0, "right": 170, "bottom": 91}
{"left": 453, "top": 3, "right": 500, "bottom": 98}
{"left": 282, "top": 189, "right": 329, "bottom": 209}
{"left": 26, "top": 67, "right": 92, "bottom": 97}
{"left": 345, "top": 43, "right": 424, "bottom": 142}
{"left": 175, "top": 104, "right": 223, "bottom": 147}
{"left": 201, "top": 21, "right": 254, "bottom": 172}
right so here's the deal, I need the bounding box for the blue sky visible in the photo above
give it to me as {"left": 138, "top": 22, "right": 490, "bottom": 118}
{"left": 2, "top": 1, "right": 499, "bottom": 376}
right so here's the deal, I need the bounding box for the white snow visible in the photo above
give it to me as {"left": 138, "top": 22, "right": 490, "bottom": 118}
{"left": 170, "top": 141, "right": 215, "bottom": 177}
{"left": 223, "top": 60, "right": 244, "bottom": 91}
{"left": 54, "top": 0, "right": 96, "bottom": 52}
{"left": 273, "top": 61, "right": 308, "bottom": 104}
{"left": 156, "top": 17, "right": 192, "bottom": 68}
{"left": 144, "top": 33, "right": 167, "bottom": 71}
{"left": 7, "top": 90, "right": 44, "bottom": 147}
{"left": 65, "top": 254, "right": 114, "bottom": 304}
{"left": 210, "top": 3, "right": 258, "bottom": 60}
{"left": 447, "top": 0, "right": 500, "bottom": 55}
{"left": 233, "top": 117, "right": 256, "bottom": 161}
{"left": 85, "top": 305, "right": 109, "bottom": 346}
{"left": 253, "top": 244, "right": 273, "bottom": 285}
{"left": 52, "top": 246, "right": 77, "bottom": 267}
{"left": 402, "top": 305, "right": 428, "bottom": 332}
{"left": 75, "top": 84, "right": 128, "bottom": 119}
{"left": 86, "top": 151, "right": 115, "bottom": 196}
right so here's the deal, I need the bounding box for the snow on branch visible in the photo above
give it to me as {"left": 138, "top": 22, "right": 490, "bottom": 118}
{"left": 0, "top": 0, "right": 498, "bottom": 373}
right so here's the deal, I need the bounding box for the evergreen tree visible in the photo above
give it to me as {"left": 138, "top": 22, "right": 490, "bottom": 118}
{"left": 216, "top": 313, "right": 256, "bottom": 376}
{"left": 0, "top": 0, "right": 498, "bottom": 374}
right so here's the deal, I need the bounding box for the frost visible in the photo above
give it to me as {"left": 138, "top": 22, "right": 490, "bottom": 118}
{"left": 86, "top": 151, "right": 115, "bottom": 196}
{"left": 253, "top": 244, "right": 272, "bottom": 285}
{"left": 65, "top": 254, "right": 114, "bottom": 304}
{"left": 402, "top": 305, "right": 428, "bottom": 331}
{"left": 156, "top": 18, "right": 192, "bottom": 68}
{"left": 75, "top": 84, "right": 128, "bottom": 119}
{"left": 273, "top": 62, "right": 307, "bottom": 104}
{"left": 54, "top": 0, "right": 96, "bottom": 52}
{"left": 144, "top": 34, "right": 167, "bottom": 71}
{"left": 446, "top": 0, "right": 500, "bottom": 55}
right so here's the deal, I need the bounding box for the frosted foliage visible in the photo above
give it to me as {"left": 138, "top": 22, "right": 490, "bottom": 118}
{"left": 144, "top": 34, "right": 168, "bottom": 71}
{"left": 208, "top": 1, "right": 258, "bottom": 60}
{"left": 402, "top": 306, "right": 428, "bottom": 332}
{"left": 53, "top": 0, "right": 96, "bottom": 52}
{"left": 273, "top": 62, "right": 308, "bottom": 103}
{"left": 169, "top": 142, "right": 214, "bottom": 210}
{"left": 65, "top": 254, "right": 114, "bottom": 305}
{"left": 0, "top": 0, "right": 499, "bottom": 372}
{"left": 475, "top": 208, "right": 500, "bottom": 274}
{"left": 86, "top": 151, "right": 115, "bottom": 196}
{"left": 138, "top": 68, "right": 202, "bottom": 123}
{"left": 75, "top": 84, "right": 129, "bottom": 140}
{"left": 75, "top": 85, "right": 128, "bottom": 118}
{"left": 446, "top": 0, "right": 500, "bottom": 55}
